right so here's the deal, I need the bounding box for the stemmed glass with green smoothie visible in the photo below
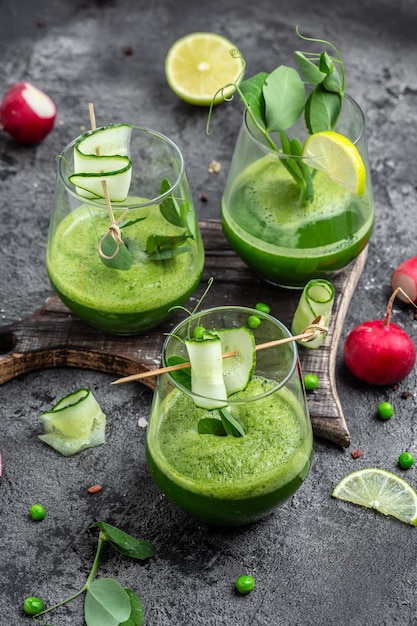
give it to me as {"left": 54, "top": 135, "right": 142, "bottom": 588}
{"left": 46, "top": 121, "right": 204, "bottom": 334}
{"left": 214, "top": 30, "right": 374, "bottom": 288}
{"left": 145, "top": 305, "right": 313, "bottom": 526}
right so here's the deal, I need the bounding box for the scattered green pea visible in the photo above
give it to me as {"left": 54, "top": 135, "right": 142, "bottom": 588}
{"left": 235, "top": 575, "right": 255, "bottom": 595}
{"left": 398, "top": 451, "right": 415, "bottom": 470}
{"left": 30, "top": 503, "right": 46, "bottom": 521}
{"left": 377, "top": 401, "right": 394, "bottom": 421}
{"left": 255, "top": 302, "right": 270, "bottom": 314}
{"left": 193, "top": 326, "right": 206, "bottom": 339}
{"left": 23, "top": 596, "right": 43, "bottom": 615}
{"left": 248, "top": 315, "right": 261, "bottom": 329}
{"left": 304, "top": 373, "right": 319, "bottom": 391}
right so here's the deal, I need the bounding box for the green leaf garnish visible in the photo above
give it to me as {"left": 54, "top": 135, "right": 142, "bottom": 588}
{"left": 219, "top": 407, "right": 246, "bottom": 437}
{"left": 166, "top": 355, "right": 191, "bottom": 388}
{"left": 99, "top": 233, "right": 133, "bottom": 270}
{"left": 207, "top": 27, "right": 346, "bottom": 203}
{"left": 91, "top": 521, "right": 155, "bottom": 559}
{"left": 84, "top": 578, "right": 131, "bottom": 626}
{"left": 198, "top": 417, "right": 227, "bottom": 436}
{"left": 26, "top": 520, "right": 155, "bottom": 624}
{"left": 121, "top": 589, "right": 145, "bottom": 626}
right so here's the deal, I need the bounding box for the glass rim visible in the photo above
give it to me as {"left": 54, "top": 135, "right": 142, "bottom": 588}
{"left": 57, "top": 124, "right": 186, "bottom": 210}
{"left": 161, "top": 305, "right": 298, "bottom": 405}
{"left": 243, "top": 92, "right": 366, "bottom": 154}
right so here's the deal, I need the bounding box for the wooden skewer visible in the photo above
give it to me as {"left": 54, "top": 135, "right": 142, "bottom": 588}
{"left": 110, "top": 321, "right": 328, "bottom": 385}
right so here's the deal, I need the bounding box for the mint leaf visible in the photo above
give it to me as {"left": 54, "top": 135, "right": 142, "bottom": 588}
{"left": 239, "top": 72, "right": 268, "bottom": 123}
{"left": 160, "top": 178, "right": 184, "bottom": 227}
{"left": 166, "top": 355, "right": 191, "bottom": 388}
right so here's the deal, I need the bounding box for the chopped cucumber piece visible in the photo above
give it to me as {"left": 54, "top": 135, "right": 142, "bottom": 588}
{"left": 215, "top": 327, "right": 256, "bottom": 395}
{"left": 70, "top": 123, "right": 133, "bottom": 202}
{"left": 38, "top": 388, "right": 106, "bottom": 456}
{"left": 185, "top": 334, "right": 228, "bottom": 410}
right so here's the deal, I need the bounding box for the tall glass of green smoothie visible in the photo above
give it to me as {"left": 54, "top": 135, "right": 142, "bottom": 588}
{"left": 217, "top": 32, "right": 374, "bottom": 288}
{"left": 145, "top": 305, "right": 313, "bottom": 526}
{"left": 221, "top": 98, "right": 374, "bottom": 288}
{"left": 46, "top": 124, "right": 204, "bottom": 334}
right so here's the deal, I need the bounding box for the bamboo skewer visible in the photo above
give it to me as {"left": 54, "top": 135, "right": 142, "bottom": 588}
{"left": 111, "top": 319, "right": 328, "bottom": 385}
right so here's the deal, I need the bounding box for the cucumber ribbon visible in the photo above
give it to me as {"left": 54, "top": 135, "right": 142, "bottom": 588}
{"left": 291, "top": 279, "right": 335, "bottom": 349}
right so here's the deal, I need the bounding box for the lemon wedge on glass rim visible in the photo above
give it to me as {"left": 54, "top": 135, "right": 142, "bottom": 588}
{"left": 332, "top": 468, "right": 417, "bottom": 526}
{"left": 165, "top": 32, "right": 244, "bottom": 106}
{"left": 302, "top": 130, "right": 366, "bottom": 195}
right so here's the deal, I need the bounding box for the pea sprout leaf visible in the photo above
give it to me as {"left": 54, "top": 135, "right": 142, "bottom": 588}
{"left": 91, "top": 521, "right": 155, "bottom": 560}
{"left": 239, "top": 72, "right": 268, "bottom": 123}
{"left": 84, "top": 578, "right": 131, "bottom": 626}
{"left": 120, "top": 589, "right": 144, "bottom": 626}
{"left": 160, "top": 178, "right": 184, "bottom": 227}
{"left": 198, "top": 417, "right": 227, "bottom": 436}
{"left": 294, "top": 50, "right": 327, "bottom": 85}
{"left": 99, "top": 235, "right": 133, "bottom": 271}
{"left": 220, "top": 407, "right": 246, "bottom": 437}
{"left": 166, "top": 355, "right": 191, "bottom": 388}
{"left": 263, "top": 66, "right": 306, "bottom": 131}
{"left": 146, "top": 233, "right": 191, "bottom": 260}
{"left": 304, "top": 86, "right": 342, "bottom": 134}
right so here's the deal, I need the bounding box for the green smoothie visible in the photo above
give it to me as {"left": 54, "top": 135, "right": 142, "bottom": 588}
{"left": 146, "top": 375, "right": 313, "bottom": 525}
{"left": 221, "top": 154, "right": 374, "bottom": 288}
{"left": 46, "top": 203, "right": 204, "bottom": 334}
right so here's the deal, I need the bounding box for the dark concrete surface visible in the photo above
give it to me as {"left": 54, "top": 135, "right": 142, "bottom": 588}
{"left": 1, "top": 0, "right": 417, "bottom": 624}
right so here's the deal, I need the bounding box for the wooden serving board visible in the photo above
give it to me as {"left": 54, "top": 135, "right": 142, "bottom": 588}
{"left": 0, "top": 219, "right": 367, "bottom": 447}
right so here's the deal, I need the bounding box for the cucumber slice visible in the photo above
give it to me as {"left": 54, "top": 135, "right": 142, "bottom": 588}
{"left": 70, "top": 123, "right": 132, "bottom": 202}
{"left": 291, "top": 279, "right": 335, "bottom": 349}
{"left": 215, "top": 327, "right": 256, "bottom": 395}
{"left": 185, "top": 334, "right": 228, "bottom": 410}
{"left": 38, "top": 388, "right": 106, "bottom": 456}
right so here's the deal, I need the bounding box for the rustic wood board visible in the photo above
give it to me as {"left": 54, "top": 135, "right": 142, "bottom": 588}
{"left": 0, "top": 219, "right": 367, "bottom": 447}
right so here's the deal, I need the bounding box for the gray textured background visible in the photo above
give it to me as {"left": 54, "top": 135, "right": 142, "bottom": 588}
{"left": 1, "top": 0, "right": 417, "bottom": 624}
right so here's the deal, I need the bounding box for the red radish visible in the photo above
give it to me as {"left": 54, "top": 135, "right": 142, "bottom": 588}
{"left": 0, "top": 82, "right": 56, "bottom": 144}
{"left": 392, "top": 257, "right": 417, "bottom": 303}
{"left": 343, "top": 288, "right": 416, "bottom": 385}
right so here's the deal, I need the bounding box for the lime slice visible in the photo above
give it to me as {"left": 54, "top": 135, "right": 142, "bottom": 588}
{"left": 69, "top": 124, "right": 132, "bottom": 201}
{"left": 165, "top": 32, "right": 244, "bottom": 106}
{"left": 332, "top": 468, "right": 417, "bottom": 526}
{"left": 302, "top": 130, "right": 366, "bottom": 195}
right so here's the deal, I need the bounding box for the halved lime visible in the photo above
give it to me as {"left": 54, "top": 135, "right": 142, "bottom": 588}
{"left": 332, "top": 468, "right": 417, "bottom": 526}
{"left": 165, "top": 32, "right": 244, "bottom": 106}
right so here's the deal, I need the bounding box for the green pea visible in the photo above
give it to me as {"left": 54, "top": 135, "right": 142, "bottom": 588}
{"left": 303, "top": 373, "right": 319, "bottom": 391}
{"left": 377, "top": 401, "right": 394, "bottom": 421}
{"left": 23, "top": 596, "right": 43, "bottom": 615}
{"left": 193, "top": 326, "right": 206, "bottom": 339}
{"left": 248, "top": 315, "right": 261, "bottom": 329}
{"left": 398, "top": 451, "right": 415, "bottom": 470}
{"left": 30, "top": 503, "right": 46, "bottom": 521}
{"left": 255, "top": 302, "right": 270, "bottom": 314}
{"left": 235, "top": 575, "right": 255, "bottom": 595}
